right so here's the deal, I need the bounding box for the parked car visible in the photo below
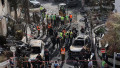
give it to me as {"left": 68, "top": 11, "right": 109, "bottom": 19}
{"left": 29, "top": 39, "right": 45, "bottom": 61}
{"left": 29, "top": 0, "right": 40, "bottom": 8}
{"left": 68, "top": 34, "right": 90, "bottom": 59}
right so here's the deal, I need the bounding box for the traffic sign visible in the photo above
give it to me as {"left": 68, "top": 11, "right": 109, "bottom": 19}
{"left": 101, "top": 48, "right": 105, "bottom": 53}
{"left": 10, "top": 46, "right": 16, "bottom": 52}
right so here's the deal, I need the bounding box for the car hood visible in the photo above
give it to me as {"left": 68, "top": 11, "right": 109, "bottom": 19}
{"left": 70, "top": 45, "right": 83, "bottom": 52}
{"left": 30, "top": 1, "right": 40, "bottom": 4}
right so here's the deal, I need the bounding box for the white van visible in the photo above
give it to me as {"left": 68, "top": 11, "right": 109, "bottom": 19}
{"left": 29, "top": 39, "right": 45, "bottom": 61}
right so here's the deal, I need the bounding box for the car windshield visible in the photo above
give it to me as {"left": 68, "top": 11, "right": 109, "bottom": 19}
{"left": 73, "top": 40, "right": 84, "bottom": 46}
{"left": 31, "top": 47, "right": 41, "bottom": 54}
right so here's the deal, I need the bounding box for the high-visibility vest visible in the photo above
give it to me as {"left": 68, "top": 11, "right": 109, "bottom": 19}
{"left": 37, "top": 26, "right": 40, "bottom": 30}
{"left": 60, "top": 32, "right": 63, "bottom": 39}
{"left": 61, "top": 48, "right": 65, "bottom": 54}
{"left": 48, "top": 24, "right": 51, "bottom": 28}
{"left": 65, "top": 32, "right": 69, "bottom": 38}
{"left": 53, "top": 15, "right": 56, "bottom": 20}
{"left": 61, "top": 16, "right": 64, "bottom": 21}
{"left": 69, "top": 15, "right": 72, "bottom": 18}
{"left": 70, "top": 32, "right": 73, "bottom": 38}
{"left": 66, "top": 16, "right": 69, "bottom": 20}
{"left": 46, "top": 14, "right": 48, "bottom": 19}
{"left": 40, "top": 6, "right": 44, "bottom": 11}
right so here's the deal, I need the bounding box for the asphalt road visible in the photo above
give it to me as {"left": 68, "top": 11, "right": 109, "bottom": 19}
{"left": 37, "top": 0, "right": 86, "bottom": 67}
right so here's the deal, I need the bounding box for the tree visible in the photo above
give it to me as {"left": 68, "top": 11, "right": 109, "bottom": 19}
{"left": 8, "top": 0, "right": 22, "bottom": 23}
{"left": 101, "top": 13, "right": 120, "bottom": 55}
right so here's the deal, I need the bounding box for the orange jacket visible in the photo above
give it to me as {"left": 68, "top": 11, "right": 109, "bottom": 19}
{"left": 37, "top": 26, "right": 40, "bottom": 30}
{"left": 62, "top": 30, "right": 66, "bottom": 34}
{"left": 61, "top": 48, "right": 65, "bottom": 54}
{"left": 69, "top": 15, "right": 72, "bottom": 18}
{"left": 48, "top": 23, "right": 52, "bottom": 29}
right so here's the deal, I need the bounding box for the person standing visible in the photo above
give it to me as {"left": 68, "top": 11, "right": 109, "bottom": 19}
{"left": 69, "top": 30, "right": 73, "bottom": 45}
{"left": 23, "top": 55, "right": 29, "bottom": 68}
{"left": 102, "top": 59, "right": 106, "bottom": 68}
{"left": 36, "top": 54, "right": 43, "bottom": 68}
{"left": 61, "top": 16, "right": 64, "bottom": 25}
{"left": 65, "top": 15, "right": 69, "bottom": 24}
{"left": 65, "top": 31, "right": 69, "bottom": 46}
{"left": 51, "top": 36, "right": 56, "bottom": 49}
{"left": 47, "top": 23, "right": 52, "bottom": 36}
{"left": 53, "top": 14, "right": 56, "bottom": 26}
{"left": 44, "top": 49, "right": 49, "bottom": 65}
{"left": 10, "top": 59, "right": 14, "bottom": 68}
{"left": 50, "top": 14, "right": 53, "bottom": 24}
{"left": 56, "top": 15, "right": 60, "bottom": 27}
{"left": 42, "top": 22, "right": 46, "bottom": 35}
{"left": 46, "top": 14, "right": 49, "bottom": 24}
{"left": 61, "top": 46, "right": 65, "bottom": 62}
{"left": 37, "top": 24, "right": 40, "bottom": 37}
{"left": 69, "top": 14, "right": 72, "bottom": 24}
{"left": 56, "top": 36, "right": 60, "bottom": 49}
{"left": 54, "top": 61, "right": 59, "bottom": 68}
{"left": 53, "top": 30, "right": 58, "bottom": 38}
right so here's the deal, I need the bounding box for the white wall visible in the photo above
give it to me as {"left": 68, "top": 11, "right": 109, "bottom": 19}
{"left": 114, "top": 0, "right": 120, "bottom": 13}
{"left": 0, "top": 0, "right": 10, "bottom": 36}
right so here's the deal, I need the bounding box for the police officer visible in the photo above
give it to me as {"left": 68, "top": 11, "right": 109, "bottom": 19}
{"left": 50, "top": 14, "right": 53, "bottom": 24}
{"left": 42, "top": 22, "right": 46, "bottom": 35}
{"left": 46, "top": 14, "right": 49, "bottom": 24}
{"left": 69, "top": 30, "right": 73, "bottom": 45}
{"left": 53, "top": 14, "right": 56, "bottom": 26}
{"left": 60, "top": 32, "right": 63, "bottom": 46}
{"left": 61, "top": 16, "right": 64, "bottom": 25}
{"left": 65, "top": 31, "right": 69, "bottom": 45}
{"left": 65, "top": 15, "right": 69, "bottom": 24}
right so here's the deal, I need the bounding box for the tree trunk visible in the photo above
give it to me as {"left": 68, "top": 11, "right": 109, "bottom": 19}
{"left": 14, "top": 6, "right": 18, "bottom": 24}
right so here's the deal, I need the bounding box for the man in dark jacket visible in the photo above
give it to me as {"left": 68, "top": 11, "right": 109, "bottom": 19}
{"left": 44, "top": 49, "right": 49, "bottom": 65}
{"left": 56, "top": 36, "right": 60, "bottom": 49}
{"left": 51, "top": 36, "right": 56, "bottom": 49}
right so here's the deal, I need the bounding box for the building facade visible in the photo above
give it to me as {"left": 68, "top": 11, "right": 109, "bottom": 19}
{"left": 0, "top": 0, "right": 10, "bottom": 36}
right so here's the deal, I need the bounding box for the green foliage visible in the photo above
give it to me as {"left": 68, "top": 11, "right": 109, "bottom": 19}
{"left": 95, "top": 27, "right": 105, "bottom": 36}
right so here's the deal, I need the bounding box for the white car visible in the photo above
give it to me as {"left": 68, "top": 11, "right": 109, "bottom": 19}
{"left": 29, "top": 0, "right": 40, "bottom": 8}
{"left": 69, "top": 34, "right": 90, "bottom": 59}
{"left": 29, "top": 39, "right": 45, "bottom": 61}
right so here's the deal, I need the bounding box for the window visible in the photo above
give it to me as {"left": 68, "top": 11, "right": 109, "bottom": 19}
{"left": 1, "top": 0, "right": 4, "bottom": 6}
